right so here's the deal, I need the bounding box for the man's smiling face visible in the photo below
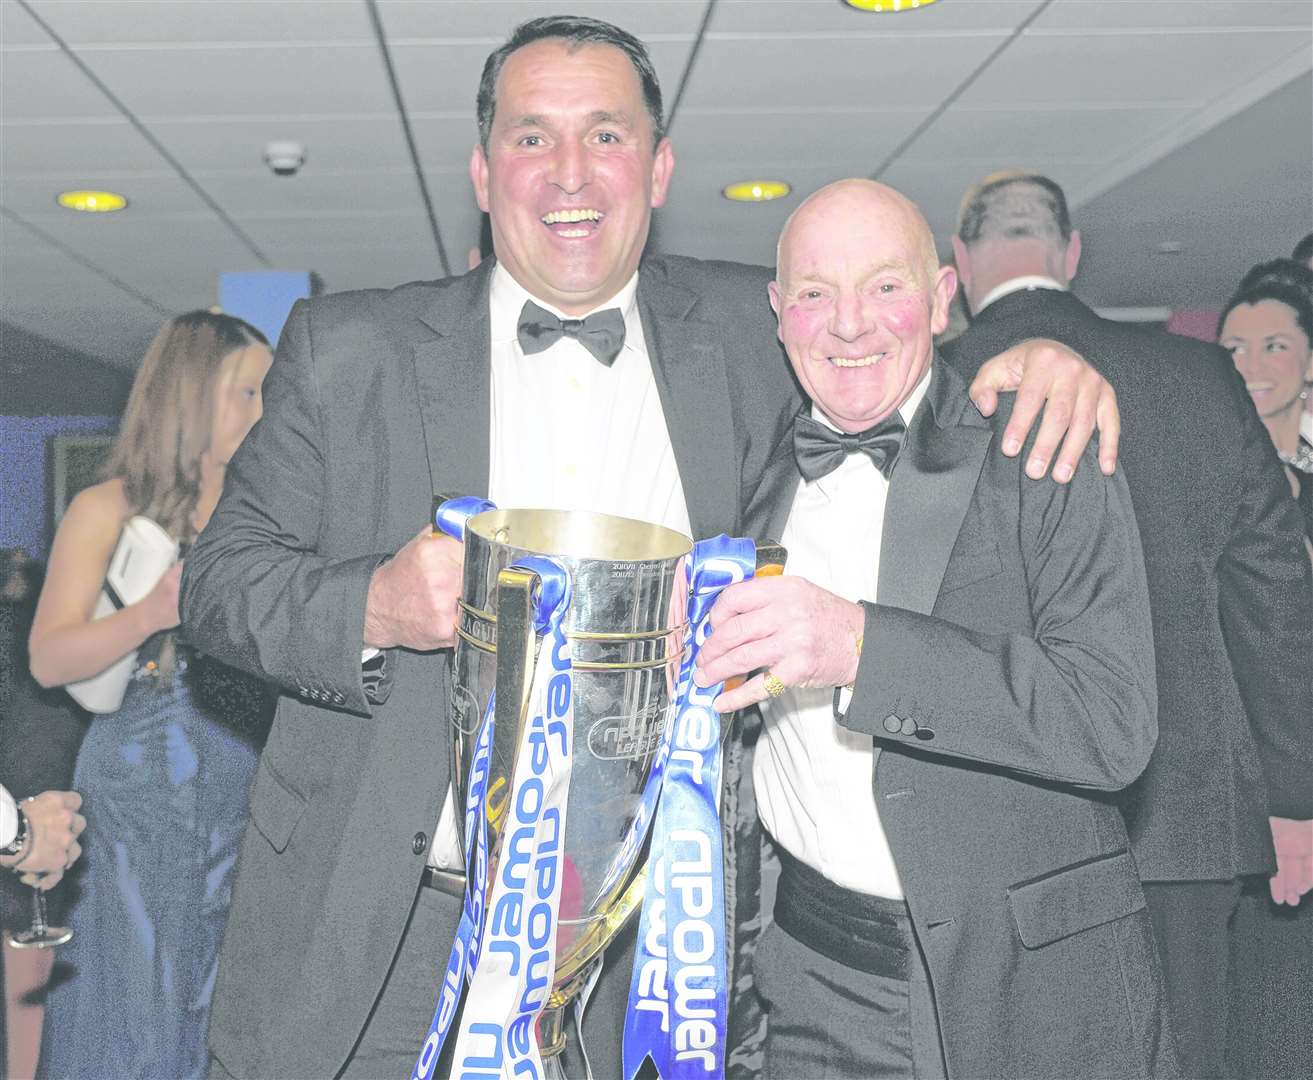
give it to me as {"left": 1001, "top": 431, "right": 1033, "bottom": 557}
{"left": 471, "top": 38, "right": 674, "bottom": 315}
{"left": 770, "top": 180, "right": 956, "bottom": 433}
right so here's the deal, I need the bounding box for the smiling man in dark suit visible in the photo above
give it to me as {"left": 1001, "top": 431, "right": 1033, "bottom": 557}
{"left": 945, "top": 171, "right": 1313, "bottom": 1080}
{"left": 699, "top": 178, "right": 1175, "bottom": 1079}
{"left": 182, "top": 18, "right": 1124, "bottom": 1080}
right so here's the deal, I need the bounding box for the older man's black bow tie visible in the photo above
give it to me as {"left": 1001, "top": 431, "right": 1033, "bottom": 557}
{"left": 793, "top": 412, "right": 906, "bottom": 482}
{"left": 517, "top": 299, "right": 625, "bottom": 366}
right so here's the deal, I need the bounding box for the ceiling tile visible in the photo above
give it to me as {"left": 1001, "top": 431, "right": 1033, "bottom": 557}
{"left": 0, "top": 246, "right": 167, "bottom": 359}
{"left": 878, "top": 159, "right": 1104, "bottom": 237}
{"left": 142, "top": 114, "right": 415, "bottom": 174}
{"left": 0, "top": 118, "right": 167, "bottom": 174}
{"left": 377, "top": 1, "right": 707, "bottom": 41}
{"left": 279, "top": 248, "right": 449, "bottom": 294}
{"left": 233, "top": 211, "right": 440, "bottom": 253}
{"left": 12, "top": 211, "right": 260, "bottom": 279}
{"left": 671, "top": 107, "right": 932, "bottom": 170}
{"left": 904, "top": 103, "right": 1191, "bottom": 164}
{"left": 24, "top": 0, "right": 375, "bottom": 45}
{"left": 678, "top": 33, "right": 1004, "bottom": 110}
{"left": 708, "top": 0, "right": 1041, "bottom": 35}
{"left": 0, "top": 171, "right": 207, "bottom": 216}
{"left": 73, "top": 43, "right": 394, "bottom": 118}
{"left": 961, "top": 28, "right": 1310, "bottom": 107}
{"left": 388, "top": 38, "right": 693, "bottom": 118}
{"left": 1, "top": 1, "right": 51, "bottom": 46}
{"left": 409, "top": 114, "right": 482, "bottom": 170}
{"left": 0, "top": 47, "right": 119, "bottom": 119}
{"left": 192, "top": 169, "right": 428, "bottom": 216}
{"left": 1036, "top": 0, "right": 1313, "bottom": 32}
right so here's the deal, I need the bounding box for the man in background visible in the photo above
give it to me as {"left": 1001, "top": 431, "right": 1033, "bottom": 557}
{"left": 946, "top": 170, "right": 1313, "bottom": 1079}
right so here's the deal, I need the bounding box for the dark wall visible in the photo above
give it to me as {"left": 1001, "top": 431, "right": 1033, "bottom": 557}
{"left": 1, "top": 319, "right": 131, "bottom": 556}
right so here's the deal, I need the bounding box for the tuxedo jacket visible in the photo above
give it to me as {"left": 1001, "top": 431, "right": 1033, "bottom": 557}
{"left": 180, "top": 255, "right": 799, "bottom": 1078}
{"left": 945, "top": 288, "right": 1313, "bottom": 882}
{"left": 735, "top": 361, "right": 1176, "bottom": 1079}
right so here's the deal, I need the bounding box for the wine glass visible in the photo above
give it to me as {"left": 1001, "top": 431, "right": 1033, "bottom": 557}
{"left": 7, "top": 881, "right": 72, "bottom": 949}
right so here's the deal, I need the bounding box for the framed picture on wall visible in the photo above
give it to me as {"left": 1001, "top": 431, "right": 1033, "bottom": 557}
{"left": 50, "top": 433, "right": 116, "bottom": 526}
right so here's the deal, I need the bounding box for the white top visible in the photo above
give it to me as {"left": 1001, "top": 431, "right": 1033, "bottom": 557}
{"left": 976, "top": 275, "right": 1067, "bottom": 314}
{"left": 1301, "top": 410, "right": 1313, "bottom": 446}
{"left": 0, "top": 784, "right": 18, "bottom": 851}
{"left": 754, "top": 374, "right": 930, "bottom": 898}
{"left": 430, "top": 265, "right": 691, "bottom": 869}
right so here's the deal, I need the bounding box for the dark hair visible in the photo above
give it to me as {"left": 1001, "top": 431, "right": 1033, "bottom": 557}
{"left": 476, "top": 15, "right": 665, "bottom": 151}
{"left": 105, "top": 310, "right": 268, "bottom": 542}
{"left": 1293, "top": 232, "right": 1313, "bottom": 267}
{"left": 957, "top": 170, "right": 1072, "bottom": 248}
{"left": 1218, "top": 258, "right": 1313, "bottom": 345}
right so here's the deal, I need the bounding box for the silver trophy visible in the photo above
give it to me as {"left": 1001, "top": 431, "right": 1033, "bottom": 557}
{"left": 449, "top": 506, "right": 692, "bottom": 1061}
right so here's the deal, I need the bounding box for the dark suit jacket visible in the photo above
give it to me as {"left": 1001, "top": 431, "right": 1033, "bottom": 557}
{"left": 736, "top": 361, "right": 1176, "bottom": 1079}
{"left": 180, "top": 255, "right": 800, "bottom": 1078}
{"left": 945, "top": 288, "right": 1313, "bottom": 881}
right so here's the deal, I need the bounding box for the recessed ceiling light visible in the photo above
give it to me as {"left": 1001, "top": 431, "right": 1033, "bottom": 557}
{"left": 56, "top": 190, "right": 128, "bottom": 213}
{"left": 844, "top": 0, "right": 938, "bottom": 12}
{"left": 1156, "top": 241, "right": 1184, "bottom": 255}
{"left": 723, "top": 180, "right": 791, "bottom": 203}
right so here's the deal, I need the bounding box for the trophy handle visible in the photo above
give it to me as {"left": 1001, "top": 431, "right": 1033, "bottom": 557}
{"left": 755, "top": 540, "right": 787, "bottom": 577}
{"left": 494, "top": 565, "right": 542, "bottom": 767}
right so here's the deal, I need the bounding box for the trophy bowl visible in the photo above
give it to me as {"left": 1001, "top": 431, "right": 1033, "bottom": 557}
{"left": 449, "top": 507, "right": 693, "bottom": 1058}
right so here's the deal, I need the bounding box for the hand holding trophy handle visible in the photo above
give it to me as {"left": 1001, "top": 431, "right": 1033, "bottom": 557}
{"left": 720, "top": 542, "right": 787, "bottom": 698}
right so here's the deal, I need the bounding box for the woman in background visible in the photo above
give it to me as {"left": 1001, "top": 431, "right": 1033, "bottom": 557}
{"left": 28, "top": 311, "right": 274, "bottom": 1080}
{"left": 1218, "top": 258, "right": 1313, "bottom": 546}
{"left": 1217, "top": 259, "right": 1313, "bottom": 1080}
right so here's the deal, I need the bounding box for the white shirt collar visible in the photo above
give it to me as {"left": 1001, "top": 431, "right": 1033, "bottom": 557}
{"left": 490, "top": 263, "right": 641, "bottom": 348}
{"left": 1301, "top": 410, "right": 1313, "bottom": 446}
{"left": 976, "top": 275, "right": 1068, "bottom": 314}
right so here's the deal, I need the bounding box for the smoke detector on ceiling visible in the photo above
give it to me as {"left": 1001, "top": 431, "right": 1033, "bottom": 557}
{"left": 264, "top": 140, "right": 306, "bottom": 177}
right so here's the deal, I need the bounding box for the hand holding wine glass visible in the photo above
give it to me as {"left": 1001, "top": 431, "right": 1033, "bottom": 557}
{"left": 2, "top": 789, "right": 85, "bottom": 949}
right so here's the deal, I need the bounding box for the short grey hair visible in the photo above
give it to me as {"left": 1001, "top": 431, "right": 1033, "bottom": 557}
{"left": 957, "top": 170, "right": 1072, "bottom": 248}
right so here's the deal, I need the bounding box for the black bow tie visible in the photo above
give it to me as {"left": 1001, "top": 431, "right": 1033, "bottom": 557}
{"left": 516, "top": 299, "right": 626, "bottom": 366}
{"left": 793, "top": 411, "right": 906, "bottom": 483}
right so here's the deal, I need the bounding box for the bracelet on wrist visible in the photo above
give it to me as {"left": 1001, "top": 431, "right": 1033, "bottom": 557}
{"left": 2, "top": 803, "right": 32, "bottom": 868}
{"left": 843, "top": 632, "right": 864, "bottom": 691}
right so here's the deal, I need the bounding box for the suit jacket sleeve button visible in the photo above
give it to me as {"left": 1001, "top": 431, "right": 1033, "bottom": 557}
{"left": 883, "top": 714, "right": 902, "bottom": 734}
{"left": 412, "top": 832, "right": 428, "bottom": 855}
{"left": 900, "top": 717, "right": 918, "bottom": 737}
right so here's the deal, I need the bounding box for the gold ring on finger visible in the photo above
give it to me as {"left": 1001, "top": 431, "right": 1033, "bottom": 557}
{"left": 762, "top": 670, "right": 788, "bottom": 699}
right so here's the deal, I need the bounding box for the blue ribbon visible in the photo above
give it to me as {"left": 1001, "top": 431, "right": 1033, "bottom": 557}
{"left": 624, "top": 536, "right": 757, "bottom": 1080}
{"left": 434, "top": 496, "right": 497, "bottom": 541}
{"left": 411, "top": 688, "right": 496, "bottom": 1079}
{"left": 411, "top": 490, "right": 576, "bottom": 1080}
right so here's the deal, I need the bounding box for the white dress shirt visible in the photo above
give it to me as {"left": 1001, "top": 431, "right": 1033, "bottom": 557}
{"left": 753, "top": 374, "right": 929, "bottom": 899}
{"left": 0, "top": 784, "right": 19, "bottom": 851}
{"left": 430, "top": 265, "right": 691, "bottom": 868}
{"left": 976, "top": 274, "right": 1067, "bottom": 314}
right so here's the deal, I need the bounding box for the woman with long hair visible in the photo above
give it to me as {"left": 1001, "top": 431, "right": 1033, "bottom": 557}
{"left": 28, "top": 311, "right": 274, "bottom": 1079}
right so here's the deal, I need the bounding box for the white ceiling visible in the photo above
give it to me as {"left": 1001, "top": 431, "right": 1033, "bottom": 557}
{"left": 2, "top": 0, "right": 1310, "bottom": 368}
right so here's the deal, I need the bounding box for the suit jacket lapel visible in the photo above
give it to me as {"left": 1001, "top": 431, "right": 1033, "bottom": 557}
{"left": 639, "top": 262, "right": 740, "bottom": 539}
{"left": 742, "top": 419, "right": 801, "bottom": 544}
{"left": 412, "top": 260, "right": 496, "bottom": 500}
{"left": 879, "top": 360, "right": 993, "bottom": 615}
